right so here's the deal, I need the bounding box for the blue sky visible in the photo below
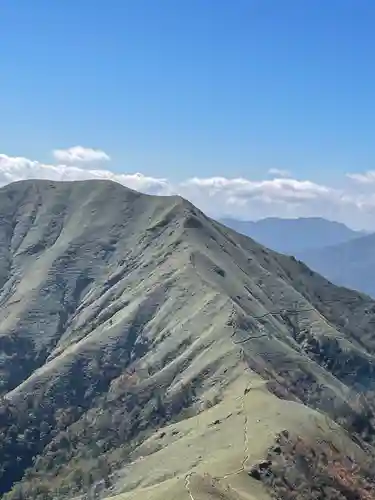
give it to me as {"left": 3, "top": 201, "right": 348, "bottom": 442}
{"left": 2, "top": 1, "right": 375, "bottom": 227}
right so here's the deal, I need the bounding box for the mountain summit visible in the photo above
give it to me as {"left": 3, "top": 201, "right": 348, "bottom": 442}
{"left": 2, "top": 180, "right": 375, "bottom": 500}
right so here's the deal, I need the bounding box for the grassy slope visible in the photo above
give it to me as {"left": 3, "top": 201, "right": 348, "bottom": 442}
{"left": 101, "top": 211, "right": 375, "bottom": 500}
{"left": 0, "top": 180, "right": 375, "bottom": 500}
{"left": 107, "top": 374, "right": 366, "bottom": 500}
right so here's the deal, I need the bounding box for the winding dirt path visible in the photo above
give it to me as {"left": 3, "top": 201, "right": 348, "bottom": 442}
{"left": 220, "top": 379, "right": 251, "bottom": 480}
{"left": 184, "top": 472, "right": 196, "bottom": 500}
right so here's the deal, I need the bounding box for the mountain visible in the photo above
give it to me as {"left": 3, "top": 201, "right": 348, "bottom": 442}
{"left": 2, "top": 180, "right": 375, "bottom": 500}
{"left": 299, "top": 232, "right": 375, "bottom": 297}
{"left": 219, "top": 216, "right": 364, "bottom": 254}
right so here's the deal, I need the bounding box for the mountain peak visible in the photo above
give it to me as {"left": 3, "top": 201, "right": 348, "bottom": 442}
{"left": 1, "top": 181, "right": 375, "bottom": 500}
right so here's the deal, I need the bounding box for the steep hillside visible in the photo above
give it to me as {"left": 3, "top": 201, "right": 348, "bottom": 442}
{"left": 1, "top": 180, "right": 375, "bottom": 500}
{"left": 220, "top": 216, "right": 363, "bottom": 254}
{"left": 299, "top": 232, "right": 375, "bottom": 297}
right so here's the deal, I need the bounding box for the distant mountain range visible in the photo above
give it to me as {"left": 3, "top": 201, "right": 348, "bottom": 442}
{"left": 298, "top": 233, "right": 375, "bottom": 297}
{"left": 219, "top": 216, "right": 366, "bottom": 254}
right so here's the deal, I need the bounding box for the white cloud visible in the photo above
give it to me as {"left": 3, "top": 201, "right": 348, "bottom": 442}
{"left": 3, "top": 149, "right": 375, "bottom": 229}
{"left": 0, "top": 154, "right": 170, "bottom": 196}
{"left": 346, "top": 171, "right": 375, "bottom": 184}
{"left": 268, "top": 168, "right": 291, "bottom": 178}
{"left": 53, "top": 146, "right": 110, "bottom": 163}
{"left": 182, "top": 176, "right": 332, "bottom": 203}
{"left": 178, "top": 176, "right": 352, "bottom": 225}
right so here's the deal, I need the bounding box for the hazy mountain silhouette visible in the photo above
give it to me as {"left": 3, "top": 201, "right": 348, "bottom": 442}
{"left": 299, "top": 232, "right": 375, "bottom": 297}
{"left": 220, "top": 216, "right": 364, "bottom": 254}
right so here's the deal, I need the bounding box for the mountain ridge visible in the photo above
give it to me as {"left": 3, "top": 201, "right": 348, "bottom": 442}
{"left": 1, "top": 180, "right": 375, "bottom": 500}
{"left": 298, "top": 231, "right": 375, "bottom": 297}
{"left": 219, "top": 216, "right": 365, "bottom": 254}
